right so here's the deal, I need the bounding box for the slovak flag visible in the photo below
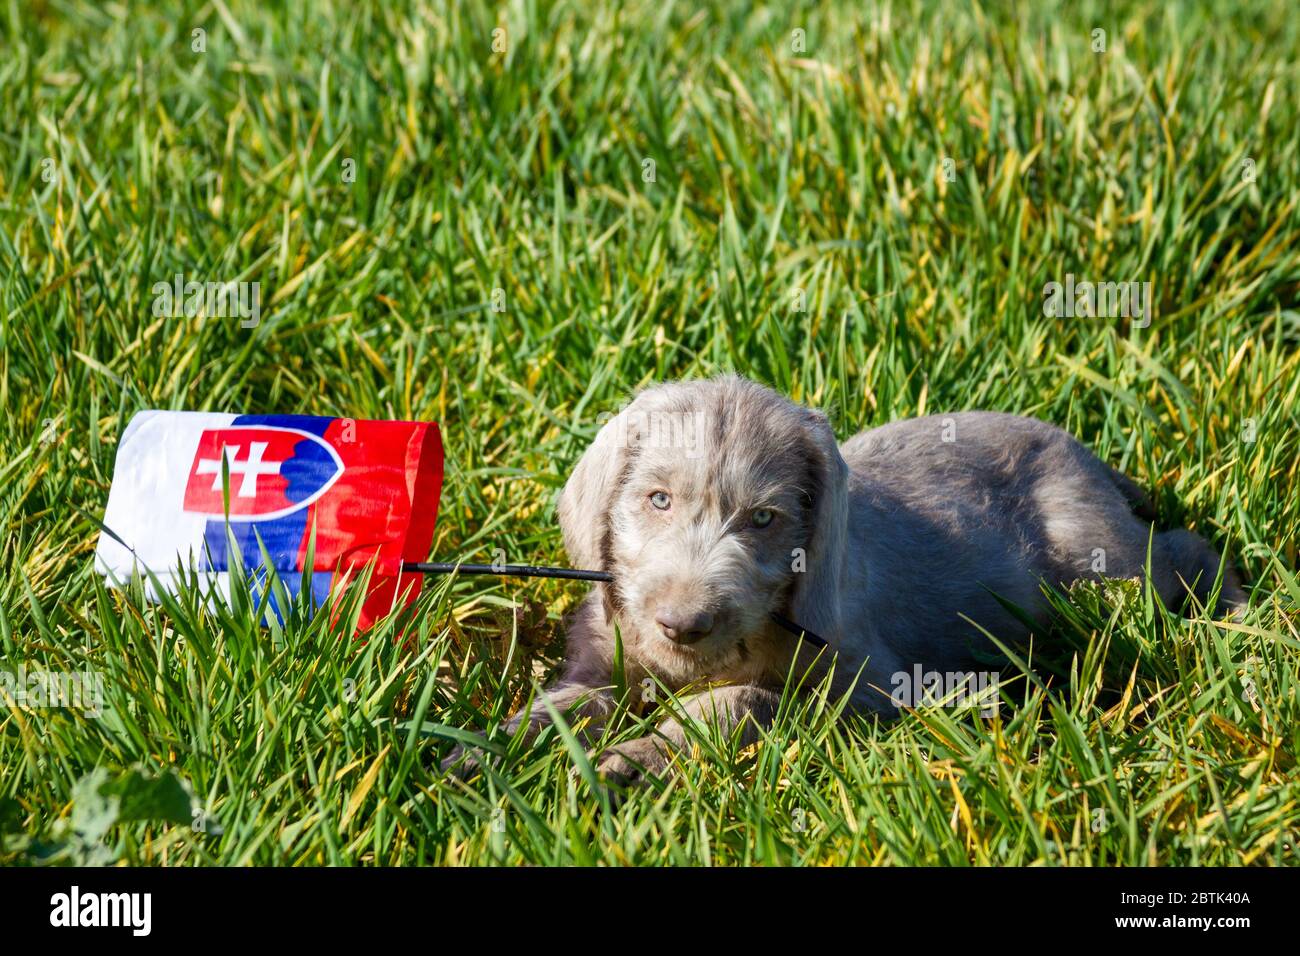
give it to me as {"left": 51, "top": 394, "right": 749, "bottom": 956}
{"left": 94, "top": 411, "right": 443, "bottom": 629}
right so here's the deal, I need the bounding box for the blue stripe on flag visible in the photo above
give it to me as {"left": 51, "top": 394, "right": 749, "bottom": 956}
{"left": 249, "top": 569, "right": 335, "bottom": 625}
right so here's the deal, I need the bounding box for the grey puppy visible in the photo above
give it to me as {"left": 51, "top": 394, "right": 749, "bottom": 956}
{"left": 460, "top": 375, "right": 1244, "bottom": 785}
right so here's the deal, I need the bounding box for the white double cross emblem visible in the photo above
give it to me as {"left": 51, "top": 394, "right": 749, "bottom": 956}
{"left": 195, "top": 442, "right": 282, "bottom": 498}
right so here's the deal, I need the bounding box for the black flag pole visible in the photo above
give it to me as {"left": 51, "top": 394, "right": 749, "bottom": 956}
{"left": 403, "top": 562, "right": 613, "bottom": 582}
{"left": 403, "top": 560, "right": 828, "bottom": 648}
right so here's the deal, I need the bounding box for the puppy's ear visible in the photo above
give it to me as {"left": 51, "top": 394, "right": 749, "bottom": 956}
{"left": 556, "top": 397, "right": 647, "bottom": 572}
{"left": 789, "top": 409, "right": 849, "bottom": 647}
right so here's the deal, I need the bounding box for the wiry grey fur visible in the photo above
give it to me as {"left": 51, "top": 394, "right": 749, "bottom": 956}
{"left": 449, "top": 375, "right": 1245, "bottom": 786}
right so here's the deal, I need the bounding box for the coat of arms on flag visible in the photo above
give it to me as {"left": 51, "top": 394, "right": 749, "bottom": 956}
{"left": 94, "top": 411, "right": 443, "bottom": 629}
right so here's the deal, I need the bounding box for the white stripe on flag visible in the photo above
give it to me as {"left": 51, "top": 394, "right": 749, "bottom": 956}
{"left": 95, "top": 410, "right": 237, "bottom": 579}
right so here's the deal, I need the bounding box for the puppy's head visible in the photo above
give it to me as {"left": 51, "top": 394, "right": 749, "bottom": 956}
{"left": 558, "top": 376, "right": 848, "bottom": 681}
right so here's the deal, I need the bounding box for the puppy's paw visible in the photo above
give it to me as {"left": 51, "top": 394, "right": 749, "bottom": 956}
{"left": 440, "top": 744, "right": 486, "bottom": 781}
{"left": 596, "top": 736, "right": 671, "bottom": 791}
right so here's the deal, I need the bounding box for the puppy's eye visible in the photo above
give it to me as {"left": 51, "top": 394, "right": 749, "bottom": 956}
{"left": 650, "top": 491, "right": 672, "bottom": 511}
{"left": 751, "top": 508, "right": 774, "bottom": 528}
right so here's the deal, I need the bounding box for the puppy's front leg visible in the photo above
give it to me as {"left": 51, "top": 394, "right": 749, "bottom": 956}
{"left": 597, "top": 684, "right": 781, "bottom": 787}
{"left": 504, "top": 679, "right": 617, "bottom": 743}
{"left": 442, "top": 679, "right": 615, "bottom": 776}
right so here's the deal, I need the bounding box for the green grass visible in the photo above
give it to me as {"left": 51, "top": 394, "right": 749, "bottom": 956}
{"left": 2, "top": 0, "right": 1299, "bottom": 865}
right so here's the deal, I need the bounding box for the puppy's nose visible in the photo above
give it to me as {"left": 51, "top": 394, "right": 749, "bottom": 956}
{"left": 655, "top": 608, "right": 714, "bottom": 644}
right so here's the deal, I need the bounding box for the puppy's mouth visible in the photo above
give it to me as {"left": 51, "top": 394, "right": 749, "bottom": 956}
{"left": 655, "top": 630, "right": 718, "bottom": 655}
{"left": 664, "top": 626, "right": 711, "bottom": 647}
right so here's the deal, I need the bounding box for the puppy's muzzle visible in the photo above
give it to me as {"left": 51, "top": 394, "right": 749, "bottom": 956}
{"left": 654, "top": 607, "right": 714, "bottom": 645}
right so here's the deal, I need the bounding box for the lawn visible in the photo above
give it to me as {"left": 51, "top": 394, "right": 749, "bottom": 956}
{"left": 1, "top": 0, "right": 1298, "bottom": 865}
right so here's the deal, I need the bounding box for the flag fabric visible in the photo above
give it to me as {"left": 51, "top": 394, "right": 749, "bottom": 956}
{"left": 95, "top": 411, "right": 443, "bottom": 629}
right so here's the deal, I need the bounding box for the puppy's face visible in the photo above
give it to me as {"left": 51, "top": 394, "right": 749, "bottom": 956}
{"left": 569, "top": 379, "right": 832, "bottom": 682}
